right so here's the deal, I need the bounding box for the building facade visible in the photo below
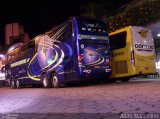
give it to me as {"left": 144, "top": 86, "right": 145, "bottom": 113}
{"left": 0, "top": 23, "right": 30, "bottom": 72}
{"left": 5, "top": 23, "right": 30, "bottom": 45}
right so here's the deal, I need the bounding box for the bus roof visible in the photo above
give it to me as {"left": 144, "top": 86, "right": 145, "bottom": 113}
{"left": 109, "top": 26, "right": 151, "bottom": 35}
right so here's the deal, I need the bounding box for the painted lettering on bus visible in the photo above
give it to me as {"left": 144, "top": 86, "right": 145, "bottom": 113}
{"left": 135, "top": 44, "right": 154, "bottom": 49}
{"left": 11, "top": 58, "right": 30, "bottom": 67}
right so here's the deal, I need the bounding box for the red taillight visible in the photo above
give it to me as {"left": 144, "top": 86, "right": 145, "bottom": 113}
{"left": 78, "top": 54, "right": 83, "bottom": 64}
{"left": 105, "top": 58, "right": 111, "bottom": 66}
{"left": 109, "top": 57, "right": 111, "bottom": 66}
{"left": 130, "top": 50, "right": 135, "bottom": 66}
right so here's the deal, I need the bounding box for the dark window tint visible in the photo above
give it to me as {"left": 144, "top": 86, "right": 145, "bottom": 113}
{"left": 109, "top": 31, "right": 127, "bottom": 50}
{"left": 77, "top": 18, "right": 107, "bottom": 35}
{"left": 49, "top": 22, "right": 72, "bottom": 42}
{"left": 28, "top": 40, "right": 35, "bottom": 49}
{"left": 59, "top": 23, "right": 72, "bottom": 42}
{"left": 19, "top": 44, "right": 28, "bottom": 57}
{"left": 7, "top": 40, "right": 36, "bottom": 62}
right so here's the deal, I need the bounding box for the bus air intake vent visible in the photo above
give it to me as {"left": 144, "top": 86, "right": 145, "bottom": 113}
{"left": 115, "top": 60, "right": 128, "bottom": 74}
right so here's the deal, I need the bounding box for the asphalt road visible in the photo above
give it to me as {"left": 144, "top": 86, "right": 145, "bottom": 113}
{"left": 0, "top": 78, "right": 160, "bottom": 119}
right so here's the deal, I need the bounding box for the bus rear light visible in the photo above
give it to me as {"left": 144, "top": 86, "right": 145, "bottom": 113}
{"left": 104, "top": 61, "right": 111, "bottom": 65}
{"left": 78, "top": 61, "right": 82, "bottom": 64}
{"left": 130, "top": 50, "right": 135, "bottom": 66}
{"left": 105, "top": 69, "right": 111, "bottom": 72}
{"left": 78, "top": 54, "right": 83, "bottom": 64}
{"left": 108, "top": 57, "right": 111, "bottom": 66}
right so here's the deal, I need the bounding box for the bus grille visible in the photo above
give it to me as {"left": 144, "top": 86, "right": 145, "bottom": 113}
{"left": 115, "top": 60, "right": 128, "bottom": 74}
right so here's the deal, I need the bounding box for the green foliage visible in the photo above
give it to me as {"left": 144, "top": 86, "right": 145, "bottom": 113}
{"left": 80, "top": 2, "right": 97, "bottom": 19}
{"left": 108, "top": 0, "right": 160, "bottom": 33}
{"left": 80, "top": 0, "right": 116, "bottom": 20}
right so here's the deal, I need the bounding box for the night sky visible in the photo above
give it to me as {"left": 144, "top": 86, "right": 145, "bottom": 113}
{"left": 0, "top": 0, "right": 132, "bottom": 45}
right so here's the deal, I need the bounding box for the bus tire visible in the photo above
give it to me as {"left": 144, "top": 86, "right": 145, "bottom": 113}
{"left": 11, "top": 79, "right": 16, "bottom": 89}
{"left": 15, "top": 78, "right": 22, "bottom": 88}
{"left": 52, "top": 73, "right": 60, "bottom": 88}
{"left": 121, "top": 77, "right": 130, "bottom": 82}
{"left": 7, "top": 79, "right": 11, "bottom": 86}
{"left": 109, "top": 78, "right": 117, "bottom": 83}
{"left": 41, "top": 74, "right": 51, "bottom": 88}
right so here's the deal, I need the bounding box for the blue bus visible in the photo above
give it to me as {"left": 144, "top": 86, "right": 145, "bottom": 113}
{"left": 5, "top": 17, "right": 112, "bottom": 88}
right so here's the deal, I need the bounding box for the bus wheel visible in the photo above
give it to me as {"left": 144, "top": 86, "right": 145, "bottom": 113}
{"left": 41, "top": 74, "right": 51, "bottom": 88}
{"left": 16, "top": 78, "right": 22, "bottom": 88}
{"left": 11, "top": 80, "right": 16, "bottom": 89}
{"left": 109, "top": 78, "right": 117, "bottom": 83}
{"left": 52, "top": 73, "right": 60, "bottom": 88}
{"left": 121, "top": 77, "right": 130, "bottom": 82}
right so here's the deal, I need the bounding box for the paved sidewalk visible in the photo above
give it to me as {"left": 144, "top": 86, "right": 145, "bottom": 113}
{"left": 0, "top": 79, "right": 160, "bottom": 119}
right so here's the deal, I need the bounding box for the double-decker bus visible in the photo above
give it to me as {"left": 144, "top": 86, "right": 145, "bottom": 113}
{"left": 109, "top": 26, "right": 156, "bottom": 82}
{"left": 5, "top": 16, "right": 111, "bottom": 88}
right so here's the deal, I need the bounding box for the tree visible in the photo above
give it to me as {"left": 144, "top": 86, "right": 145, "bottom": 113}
{"left": 108, "top": 0, "right": 160, "bottom": 33}
{"left": 80, "top": 0, "right": 116, "bottom": 21}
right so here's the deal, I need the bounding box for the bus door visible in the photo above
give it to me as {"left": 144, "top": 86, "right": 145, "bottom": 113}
{"left": 131, "top": 26, "right": 156, "bottom": 74}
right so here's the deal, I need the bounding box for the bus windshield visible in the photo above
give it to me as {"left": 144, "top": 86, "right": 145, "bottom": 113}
{"left": 77, "top": 18, "right": 107, "bottom": 35}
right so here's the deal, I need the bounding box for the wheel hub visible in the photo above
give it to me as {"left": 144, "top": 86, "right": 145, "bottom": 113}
{"left": 43, "top": 77, "right": 48, "bottom": 87}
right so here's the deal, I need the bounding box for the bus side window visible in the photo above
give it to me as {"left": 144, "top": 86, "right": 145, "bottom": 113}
{"left": 28, "top": 40, "right": 35, "bottom": 49}
{"left": 109, "top": 31, "right": 127, "bottom": 50}
{"left": 28, "top": 40, "right": 35, "bottom": 52}
{"left": 10, "top": 52, "right": 16, "bottom": 62}
{"left": 20, "top": 44, "right": 28, "bottom": 57}
{"left": 7, "top": 53, "right": 13, "bottom": 63}
{"left": 15, "top": 48, "right": 20, "bottom": 58}
{"left": 59, "top": 23, "right": 72, "bottom": 42}
{"left": 6, "top": 54, "right": 11, "bottom": 63}
{"left": 48, "top": 28, "right": 59, "bottom": 39}
{"left": 35, "top": 40, "right": 39, "bottom": 52}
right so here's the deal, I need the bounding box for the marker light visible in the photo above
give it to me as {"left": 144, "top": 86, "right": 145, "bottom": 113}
{"left": 157, "top": 33, "right": 160, "bottom": 37}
